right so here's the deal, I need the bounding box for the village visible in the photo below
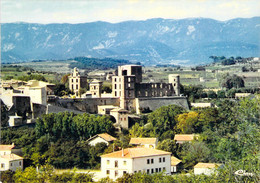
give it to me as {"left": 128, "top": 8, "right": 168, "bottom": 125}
{"left": 1, "top": 64, "right": 259, "bottom": 182}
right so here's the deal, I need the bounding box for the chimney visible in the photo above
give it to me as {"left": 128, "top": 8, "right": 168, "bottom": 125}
{"left": 122, "top": 148, "right": 124, "bottom": 157}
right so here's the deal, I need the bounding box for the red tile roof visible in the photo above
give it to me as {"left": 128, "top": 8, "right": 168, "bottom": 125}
{"left": 0, "top": 154, "right": 23, "bottom": 161}
{"left": 194, "top": 162, "right": 221, "bottom": 168}
{"left": 171, "top": 156, "right": 182, "bottom": 166}
{"left": 130, "top": 138, "right": 157, "bottom": 145}
{"left": 101, "top": 147, "right": 171, "bottom": 159}
{"left": 0, "top": 144, "right": 15, "bottom": 151}
{"left": 174, "top": 134, "right": 198, "bottom": 141}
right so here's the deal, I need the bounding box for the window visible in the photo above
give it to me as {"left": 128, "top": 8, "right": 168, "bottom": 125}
{"left": 115, "top": 91, "right": 117, "bottom": 96}
{"left": 19, "top": 161, "right": 22, "bottom": 166}
{"left": 115, "top": 84, "right": 117, "bottom": 89}
{"left": 151, "top": 169, "right": 154, "bottom": 173}
{"left": 107, "top": 160, "right": 110, "bottom": 165}
{"left": 76, "top": 85, "right": 78, "bottom": 89}
{"left": 115, "top": 170, "right": 118, "bottom": 177}
{"left": 76, "top": 79, "right": 78, "bottom": 83}
{"left": 163, "top": 167, "right": 166, "bottom": 171}
{"left": 115, "top": 78, "right": 117, "bottom": 82}
{"left": 10, "top": 163, "right": 13, "bottom": 166}
{"left": 106, "top": 170, "right": 110, "bottom": 175}
{"left": 1, "top": 163, "right": 5, "bottom": 168}
{"left": 115, "top": 160, "right": 118, "bottom": 168}
{"left": 147, "top": 169, "right": 150, "bottom": 174}
{"left": 151, "top": 159, "right": 154, "bottom": 164}
{"left": 159, "top": 158, "right": 162, "bottom": 163}
{"left": 159, "top": 168, "right": 161, "bottom": 172}
{"left": 147, "top": 159, "right": 150, "bottom": 164}
{"left": 123, "top": 161, "right": 127, "bottom": 165}
{"left": 71, "top": 85, "right": 74, "bottom": 89}
{"left": 72, "top": 79, "right": 73, "bottom": 83}
{"left": 156, "top": 168, "right": 158, "bottom": 172}
{"left": 119, "top": 84, "right": 121, "bottom": 89}
{"left": 163, "top": 157, "right": 165, "bottom": 162}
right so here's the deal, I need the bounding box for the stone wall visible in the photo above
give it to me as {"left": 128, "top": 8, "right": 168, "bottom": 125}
{"left": 55, "top": 97, "right": 120, "bottom": 113}
{"left": 135, "top": 83, "right": 175, "bottom": 97}
{"left": 134, "top": 97, "right": 189, "bottom": 114}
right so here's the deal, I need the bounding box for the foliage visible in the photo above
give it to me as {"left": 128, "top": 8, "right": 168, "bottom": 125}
{"left": 0, "top": 170, "right": 15, "bottom": 183}
{"left": 220, "top": 73, "right": 244, "bottom": 89}
{"left": 36, "top": 112, "right": 115, "bottom": 141}
{"left": 180, "top": 141, "right": 210, "bottom": 169}
{"left": 54, "top": 83, "right": 72, "bottom": 96}
{"left": 17, "top": 74, "right": 47, "bottom": 82}
{"left": 176, "top": 111, "right": 199, "bottom": 134}
{"left": 69, "top": 57, "right": 130, "bottom": 70}
{"left": 147, "top": 105, "right": 186, "bottom": 138}
{"left": 12, "top": 165, "right": 94, "bottom": 183}
{"left": 157, "top": 139, "right": 177, "bottom": 156}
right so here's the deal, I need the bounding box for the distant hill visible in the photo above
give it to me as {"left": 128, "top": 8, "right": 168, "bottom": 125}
{"left": 2, "top": 17, "right": 260, "bottom": 65}
{"left": 69, "top": 57, "right": 131, "bottom": 70}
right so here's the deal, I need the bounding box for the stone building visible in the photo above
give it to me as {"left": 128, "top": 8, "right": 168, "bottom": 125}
{"left": 69, "top": 67, "right": 88, "bottom": 96}
{"left": 112, "top": 65, "right": 181, "bottom": 110}
{"left": 90, "top": 79, "right": 102, "bottom": 98}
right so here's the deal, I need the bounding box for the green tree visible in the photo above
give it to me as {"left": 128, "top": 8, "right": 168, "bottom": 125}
{"left": 147, "top": 105, "right": 186, "bottom": 137}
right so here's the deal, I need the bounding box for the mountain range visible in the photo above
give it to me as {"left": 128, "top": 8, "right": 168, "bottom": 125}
{"left": 2, "top": 17, "right": 260, "bottom": 65}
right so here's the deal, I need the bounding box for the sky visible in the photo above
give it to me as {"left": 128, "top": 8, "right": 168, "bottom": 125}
{"left": 1, "top": 0, "right": 260, "bottom": 24}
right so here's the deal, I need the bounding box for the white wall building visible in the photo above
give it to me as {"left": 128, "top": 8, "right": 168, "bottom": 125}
{"left": 0, "top": 144, "right": 23, "bottom": 171}
{"left": 194, "top": 162, "right": 221, "bottom": 175}
{"left": 87, "top": 133, "right": 117, "bottom": 146}
{"left": 101, "top": 148, "right": 171, "bottom": 180}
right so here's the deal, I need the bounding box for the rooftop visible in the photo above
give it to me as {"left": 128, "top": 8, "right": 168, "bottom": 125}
{"left": 101, "top": 147, "right": 171, "bottom": 159}
{"left": 87, "top": 133, "right": 117, "bottom": 143}
{"left": 0, "top": 144, "right": 15, "bottom": 151}
{"left": 171, "top": 156, "right": 182, "bottom": 166}
{"left": 129, "top": 138, "right": 157, "bottom": 145}
{"left": 0, "top": 154, "right": 23, "bottom": 161}
{"left": 194, "top": 162, "right": 221, "bottom": 168}
{"left": 174, "top": 134, "right": 199, "bottom": 141}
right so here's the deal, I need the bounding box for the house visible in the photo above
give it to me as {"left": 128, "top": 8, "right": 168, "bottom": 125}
{"left": 174, "top": 134, "right": 199, "bottom": 144}
{"left": 0, "top": 144, "right": 23, "bottom": 171}
{"left": 0, "top": 144, "right": 22, "bottom": 156}
{"left": 194, "top": 162, "right": 222, "bottom": 175}
{"left": 171, "top": 156, "right": 182, "bottom": 173}
{"left": 191, "top": 103, "right": 215, "bottom": 108}
{"left": 129, "top": 138, "right": 158, "bottom": 149}
{"left": 87, "top": 133, "right": 117, "bottom": 146}
{"left": 0, "top": 154, "right": 23, "bottom": 171}
{"left": 235, "top": 93, "right": 252, "bottom": 99}
{"left": 101, "top": 147, "right": 171, "bottom": 180}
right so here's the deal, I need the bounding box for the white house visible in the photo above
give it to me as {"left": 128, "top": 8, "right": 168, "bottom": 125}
{"left": 194, "top": 162, "right": 221, "bottom": 175}
{"left": 87, "top": 133, "right": 117, "bottom": 146}
{"left": 129, "top": 138, "right": 158, "bottom": 149}
{"left": 171, "top": 156, "right": 182, "bottom": 173}
{"left": 0, "top": 144, "right": 23, "bottom": 171}
{"left": 101, "top": 147, "right": 171, "bottom": 180}
{"left": 174, "top": 134, "right": 199, "bottom": 144}
{"left": 0, "top": 154, "right": 23, "bottom": 171}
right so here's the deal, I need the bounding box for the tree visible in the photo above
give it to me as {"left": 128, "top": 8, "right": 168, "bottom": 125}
{"left": 60, "top": 74, "right": 70, "bottom": 84}
{"left": 147, "top": 105, "right": 186, "bottom": 137}
{"left": 176, "top": 112, "right": 199, "bottom": 134}
{"left": 220, "top": 73, "right": 244, "bottom": 89}
{"left": 157, "top": 139, "right": 177, "bottom": 156}
{"left": 180, "top": 141, "right": 210, "bottom": 169}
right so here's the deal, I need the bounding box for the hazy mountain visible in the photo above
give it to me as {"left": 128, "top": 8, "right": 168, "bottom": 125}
{"left": 2, "top": 17, "right": 260, "bottom": 65}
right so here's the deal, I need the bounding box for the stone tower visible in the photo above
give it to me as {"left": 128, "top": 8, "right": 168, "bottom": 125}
{"left": 112, "top": 65, "right": 141, "bottom": 110}
{"left": 90, "top": 79, "right": 102, "bottom": 98}
{"left": 168, "top": 74, "right": 180, "bottom": 96}
{"left": 68, "top": 67, "right": 88, "bottom": 96}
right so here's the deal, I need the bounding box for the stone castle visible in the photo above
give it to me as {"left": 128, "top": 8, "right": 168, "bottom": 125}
{"left": 0, "top": 65, "right": 188, "bottom": 129}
